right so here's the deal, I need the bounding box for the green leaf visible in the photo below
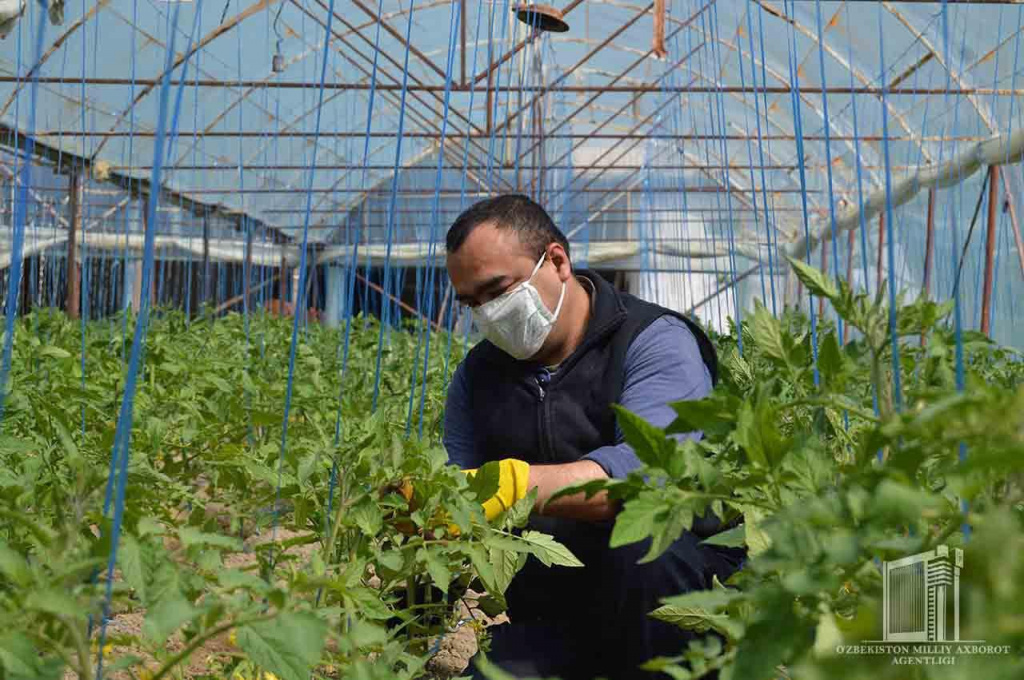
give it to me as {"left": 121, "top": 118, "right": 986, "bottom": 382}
{"left": 475, "top": 594, "right": 507, "bottom": 618}
{"left": 218, "top": 569, "right": 270, "bottom": 592}
{"left": 0, "top": 543, "right": 32, "bottom": 587}
{"left": 177, "top": 527, "right": 243, "bottom": 551}
{"left": 699, "top": 524, "right": 746, "bottom": 549}
{"left": 38, "top": 346, "right": 71, "bottom": 360}
{"left": 347, "top": 619, "right": 387, "bottom": 648}
{"left": 517, "top": 531, "right": 584, "bottom": 568}
{"left": 465, "top": 544, "right": 498, "bottom": 593}
{"left": 119, "top": 535, "right": 147, "bottom": 601}
{"left": 505, "top": 488, "right": 536, "bottom": 530}
{"left": 817, "top": 331, "right": 843, "bottom": 385}
{"left": 750, "top": 302, "right": 788, "bottom": 365}
{"left": 24, "top": 589, "right": 86, "bottom": 618}
{"left": 732, "top": 394, "right": 788, "bottom": 468}
{"left": 466, "top": 462, "right": 501, "bottom": 504}
{"left": 649, "top": 604, "right": 742, "bottom": 641}
{"left": 417, "top": 547, "right": 452, "bottom": 593}
{"left": 143, "top": 595, "right": 198, "bottom": 643}
{"left": 0, "top": 631, "right": 64, "bottom": 680}
{"left": 236, "top": 612, "right": 328, "bottom": 680}
{"left": 666, "top": 393, "right": 740, "bottom": 438}
{"left": 612, "top": 405, "right": 672, "bottom": 469}
{"left": 610, "top": 492, "right": 666, "bottom": 549}
{"left": 349, "top": 498, "right": 383, "bottom": 536}
{"left": 488, "top": 546, "right": 524, "bottom": 595}
{"left": 641, "top": 504, "right": 693, "bottom": 564}
{"left": 786, "top": 256, "right": 838, "bottom": 300}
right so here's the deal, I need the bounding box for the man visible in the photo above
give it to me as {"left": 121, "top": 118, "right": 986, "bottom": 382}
{"left": 443, "top": 194, "right": 745, "bottom": 679}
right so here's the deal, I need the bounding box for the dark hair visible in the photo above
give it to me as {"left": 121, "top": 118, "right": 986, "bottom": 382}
{"left": 446, "top": 194, "right": 570, "bottom": 260}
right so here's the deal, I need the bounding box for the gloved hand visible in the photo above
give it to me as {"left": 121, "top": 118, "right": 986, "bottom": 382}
{"left": 463, "top": 458, "right": 532, "bottom": 521}
{"left": 388, "top": 458, "right": 532, "bottom": 535}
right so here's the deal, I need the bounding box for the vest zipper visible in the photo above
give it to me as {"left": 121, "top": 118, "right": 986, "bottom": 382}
{"left": 536, "top": 369, "right": 551, "bottom": 461}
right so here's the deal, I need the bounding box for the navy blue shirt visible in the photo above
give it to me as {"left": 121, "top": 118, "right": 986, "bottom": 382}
{"left": 443, "top": 315, "right": 712, "bottom": 477}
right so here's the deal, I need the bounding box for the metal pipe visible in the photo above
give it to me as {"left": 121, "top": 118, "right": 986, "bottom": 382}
{"left": 999, "top": 170, "right": 1024, "bottom": 281}
{"left": 922, "top": 188, "right": 936, "bottom": 298}
{"left": 31, "top": 130, "right": 995, "bottom": 142}
{"left": 981, "top": 165, "right": 999, "bottom": 335}
{"left": 9, "top": 78, "right": 1024, "bottom": 96}
{"left": 66, "top": 168, "right": 82, "bottom": 319}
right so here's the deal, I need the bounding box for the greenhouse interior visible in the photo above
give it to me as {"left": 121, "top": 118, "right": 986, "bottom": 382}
{"left": 0, "top": 0, "right": 1022, "bottom": 678}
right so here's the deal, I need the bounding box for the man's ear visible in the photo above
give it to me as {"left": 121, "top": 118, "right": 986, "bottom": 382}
{"left": 547, "top": 243, "right": 573, "bottom": 281}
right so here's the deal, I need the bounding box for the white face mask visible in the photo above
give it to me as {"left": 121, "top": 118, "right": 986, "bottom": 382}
{"left": 472, "top": 253, "right": 566, "bottom": 360}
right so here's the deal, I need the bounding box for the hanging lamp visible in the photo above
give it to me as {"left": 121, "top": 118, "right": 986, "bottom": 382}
{"left": 514, "top": 4, "right": 570, "bottom": 33}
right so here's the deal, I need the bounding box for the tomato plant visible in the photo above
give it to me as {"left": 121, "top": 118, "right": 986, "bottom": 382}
{"left": 0, "top": 310, "right": 578, "bottom": 680}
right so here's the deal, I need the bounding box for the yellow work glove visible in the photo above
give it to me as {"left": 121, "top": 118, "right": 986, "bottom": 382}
{"left": 463, "top": 458, "right": 532, "bottom": 522}
{"left": 389, "top": 458, "right": 531, "bottom": 537}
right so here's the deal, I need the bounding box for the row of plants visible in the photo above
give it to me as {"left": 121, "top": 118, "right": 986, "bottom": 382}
{"left": 0, "top": 310, "right": 576, "bottom": 680}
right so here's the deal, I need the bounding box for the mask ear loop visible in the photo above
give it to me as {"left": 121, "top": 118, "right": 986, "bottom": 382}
{"left": 550, "top": 278, "right": 567, "bottom": 319}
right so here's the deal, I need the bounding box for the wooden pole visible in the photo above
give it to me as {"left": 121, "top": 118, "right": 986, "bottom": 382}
{"left": 66, "top": 168, "right": 82, "bottom": 319}
{"left": 981, "top": 165, "right": 999, "bottom": 335}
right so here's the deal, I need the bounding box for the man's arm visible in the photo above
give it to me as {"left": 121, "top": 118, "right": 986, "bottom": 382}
{"left": 442, "top": 363, "right": 484, "bottom": 470}
{"left": 537, "top": 316, "right": 713, "bottom": 520}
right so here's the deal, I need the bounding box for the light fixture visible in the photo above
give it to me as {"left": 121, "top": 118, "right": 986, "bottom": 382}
{"left": 514, "top": 4, "right": 569, "bottom": 33}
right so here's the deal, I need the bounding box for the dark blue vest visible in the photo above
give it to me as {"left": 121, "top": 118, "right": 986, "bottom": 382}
{"left": 460, "top": 269, "right": 718, "bottom": 470}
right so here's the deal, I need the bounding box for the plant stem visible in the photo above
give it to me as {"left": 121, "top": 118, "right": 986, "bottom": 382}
{"left": 149, "top": 613, "right": 276, "bottom": 680}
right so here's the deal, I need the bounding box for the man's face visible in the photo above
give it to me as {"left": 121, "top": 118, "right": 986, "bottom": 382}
{"left": 446, "top": 221, "right": 565, "bottom": 315}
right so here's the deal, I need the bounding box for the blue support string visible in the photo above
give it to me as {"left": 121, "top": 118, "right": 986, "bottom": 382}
{"left": 273, "top": 0, "right": 341, "bottom": 557}
{"left": 371, "top": 0, "right": 417, "bottom": 413}
{"left": 95, "top": 3, "right": 190, "bottom": 675}
{"left": 782, "top": 0, "right": 820, "bottom": 388}
{"left": 0, "top": 0, "right": 47, "bottom": 425}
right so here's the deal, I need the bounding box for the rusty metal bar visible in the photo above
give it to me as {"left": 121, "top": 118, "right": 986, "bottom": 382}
{"left": 981, "top": 165, "right": 999, "bottom": 335}
{"left": 63, "top": 186, "right": 817, "bottom": 196}
{"left": 922, "top": 188, "right": 936, "bottom": 298}
{"left": 66, "top": 168, "right": 82, "bottom": 319}
{"left": 355, "top": 270, "right": 442, "bottom": 332}
{"left": 31, "top": 130, "right": 990, "bottom": 142}
{"left": 999, "top": 170, "right": 1024, "bottom": 281}
{"left": 111, "top": 162, "right": 940, "bottom": 173}
{"left": 472, "top": 0, "right": 585, "bottom": 86}
{"left": 12, "top": 77, "right": 1024, "bottom": 95}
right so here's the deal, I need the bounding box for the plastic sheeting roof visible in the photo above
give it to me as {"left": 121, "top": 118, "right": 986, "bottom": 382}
{"left": 0, "top": 0, "right": 1023, "bottom": 264}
